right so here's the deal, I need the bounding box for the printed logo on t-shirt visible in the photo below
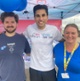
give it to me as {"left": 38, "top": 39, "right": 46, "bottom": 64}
{"left": 7, "top": 43, "right": 15, "bottom": 53}
{"left": 30, "top": 33, "right": 53, "bottom": 38}
{"left": 30, "top": 33, "right": 40, "bottom": 38}
{"left": 42, "top": 33, "right": 53, "bottom": 38}
{"left": 0, "top": 46, "right": 6, "bottom": 50}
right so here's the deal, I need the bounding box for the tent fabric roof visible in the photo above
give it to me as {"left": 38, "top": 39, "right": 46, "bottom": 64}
{"left": 0, "top": 0, "right": 80, "bottom": 19}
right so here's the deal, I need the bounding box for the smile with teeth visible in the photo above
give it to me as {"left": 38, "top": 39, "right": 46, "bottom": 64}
{"left": 39, "top": 21, "right": 43, "bottom": 24}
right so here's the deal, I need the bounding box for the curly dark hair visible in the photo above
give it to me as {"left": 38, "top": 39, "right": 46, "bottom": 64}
{"left": 0, "top": 12, "right": 19, "bottom": 23}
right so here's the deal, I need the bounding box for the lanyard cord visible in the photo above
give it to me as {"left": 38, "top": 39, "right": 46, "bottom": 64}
{"left": 64, "top": 43, "right": 77, "bottom": 71}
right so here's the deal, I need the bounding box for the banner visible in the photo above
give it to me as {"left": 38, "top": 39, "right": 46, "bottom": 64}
{"left": 0, "top": 19, "right": 62, "bottom": 33}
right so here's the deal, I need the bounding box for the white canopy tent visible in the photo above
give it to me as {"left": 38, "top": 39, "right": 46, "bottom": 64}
{"left": 0, "top": 0, "right": 80, "bottom": 19}
{"left": 16, "top": 0, "right": 80, "bottom": 19}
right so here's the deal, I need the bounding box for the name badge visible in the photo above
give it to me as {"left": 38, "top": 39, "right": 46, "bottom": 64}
{"left": 61, "top": 73, "right": 69, "bottom": 78}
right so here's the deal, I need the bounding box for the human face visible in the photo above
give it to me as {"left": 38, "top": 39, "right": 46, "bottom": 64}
{"left": 64, "top": 26, "right": 78, "bottom": 44}
{"left": 34, "top": 9, "right": 48, "bottom": 29}
{"left": 3, "top": 17, "right": 18, "bottom": 34}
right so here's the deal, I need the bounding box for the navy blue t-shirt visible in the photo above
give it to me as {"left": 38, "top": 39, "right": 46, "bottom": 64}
{"left": 0, "top": 33, "right": 31, "bottom": 81}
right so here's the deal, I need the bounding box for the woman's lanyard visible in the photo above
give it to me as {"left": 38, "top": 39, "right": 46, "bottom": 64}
{"left": 64, "top": 43, "right": 77, "bottom": 72}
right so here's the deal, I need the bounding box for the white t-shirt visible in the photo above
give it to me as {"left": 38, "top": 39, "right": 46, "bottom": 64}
{"left": 23, "top": 23, "right": 62, "bottom": 71}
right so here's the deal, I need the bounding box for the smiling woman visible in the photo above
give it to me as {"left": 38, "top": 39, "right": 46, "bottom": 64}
{"left": 53, "top": 23, "right": 80, "bottom": 81}
{"left": 64, "top": 24, "right": 79, "bottom": 45}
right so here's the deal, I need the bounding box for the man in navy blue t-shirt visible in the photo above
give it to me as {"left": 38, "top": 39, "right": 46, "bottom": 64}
{"left": 0, "top": 12, "right": 31, "bottom": 81}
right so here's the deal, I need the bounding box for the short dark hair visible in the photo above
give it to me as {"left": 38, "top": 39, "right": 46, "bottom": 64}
{"left": 33, "top": 4, "right": 48, "bottom": 16}
{"left": 0, "top": 12, "right": 19, "bottom": 23}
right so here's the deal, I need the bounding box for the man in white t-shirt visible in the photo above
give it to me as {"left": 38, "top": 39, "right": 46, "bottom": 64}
{"left": 23, "top": 4, "right": 62, "bottom": 81}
